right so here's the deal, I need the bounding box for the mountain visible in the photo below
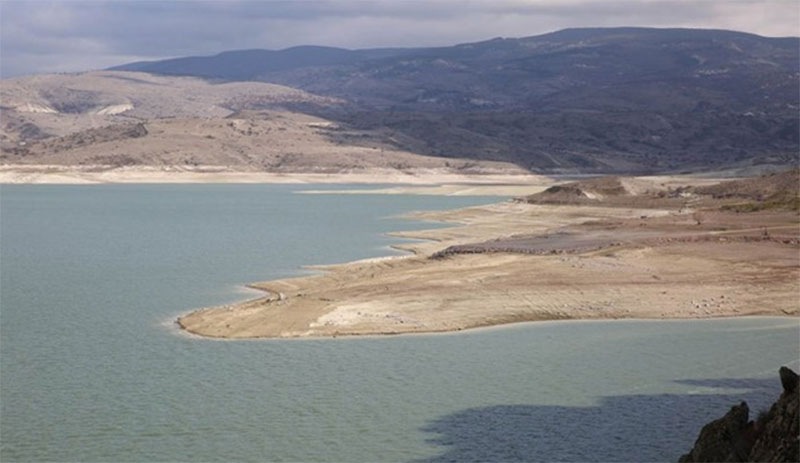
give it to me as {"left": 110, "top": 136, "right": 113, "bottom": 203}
{"left": 109, "top": 27, "right": 800, "bottom": 173}
{"left": 3, "top": 28, "right": 798, "bottom": 174}
{"left": 110, "top": 46, "right": 416, "bottom": 81}
{"left": 112, "top": 28, "right": 799, "bottom": 111}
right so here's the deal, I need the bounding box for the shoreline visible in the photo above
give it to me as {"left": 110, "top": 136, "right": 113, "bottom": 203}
{"left": 177, "top": 195, "right": 799, "bottom": 339}
{"left": 173, "top": 315, "right": 800, "bottom": 342}
{"left": 0, "top": 164, "right": 545, "bottom": 187}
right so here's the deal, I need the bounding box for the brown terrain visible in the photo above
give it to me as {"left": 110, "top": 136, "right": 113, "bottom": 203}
{"left": 0, "top": 71, "right": 525, "bottom": 181}
{"left": 178, "top": 169, "right": 800, "bottom": 339}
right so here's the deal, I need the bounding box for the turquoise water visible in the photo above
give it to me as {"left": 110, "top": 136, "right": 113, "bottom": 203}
{"left": 1, "top": 184, "right": 798, "bottom": 462}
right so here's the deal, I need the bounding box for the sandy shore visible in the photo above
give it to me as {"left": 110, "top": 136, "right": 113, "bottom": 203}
{"left": 0, "top": 164, "right": 543, "bottom": 189}
{"left": 178, "top": 197, "right": 800, "bottom": 339}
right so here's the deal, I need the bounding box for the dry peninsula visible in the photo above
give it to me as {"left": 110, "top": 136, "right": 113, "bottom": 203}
{"left": 177, "top": 170, "right": 800, "bottom": 339}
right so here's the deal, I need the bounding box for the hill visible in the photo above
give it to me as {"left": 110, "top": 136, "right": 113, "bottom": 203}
{"left": 0, "top": 71, "right": 519, "bottom": 173}
{"left": 108, "top": 27, "right": 800, "bottom": 173}
{"left": 111, "top": 46, "right": 413, "bottom": 81}
{"left": 695, "top": 168, "right": 800, "bottom": 211}
{"left": 2, "top": 28, "right": 798, "bottom": 174}
{"left": 523, "top": 168, "right": 799, "bottom": 212}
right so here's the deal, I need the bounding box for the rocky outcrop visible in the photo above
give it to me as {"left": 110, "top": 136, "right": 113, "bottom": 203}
{"left": 679, "top": 367, "right": 799, "bottom": 462}
{"left": 750, "top": 367, "right": 800, "bottom": 462}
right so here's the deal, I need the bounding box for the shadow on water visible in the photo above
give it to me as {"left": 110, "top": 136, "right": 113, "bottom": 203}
{"left": 416, "top": 377, "right": 780, "bottom": 463}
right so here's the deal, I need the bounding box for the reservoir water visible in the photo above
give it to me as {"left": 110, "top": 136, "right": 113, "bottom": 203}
{"left": 1, "top": 184, "right": 798, "bottom": 462}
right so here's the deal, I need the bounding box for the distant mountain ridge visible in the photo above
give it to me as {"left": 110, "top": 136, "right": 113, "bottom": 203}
{"left": 107, "top": 27, "right": 799, "bottom": 173}
{"left": 2, "top": 27, "right": 796, "bottom": 174}
{"left": 111, "top": 45, "right": 416, "bottom": 80}
{"left": 110, "top": 27, "right": 799, "bottom": 111}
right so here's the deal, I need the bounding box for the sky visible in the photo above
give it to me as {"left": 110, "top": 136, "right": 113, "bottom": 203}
{"left": 1, "top": 0, "right": 798, "bottom": 78}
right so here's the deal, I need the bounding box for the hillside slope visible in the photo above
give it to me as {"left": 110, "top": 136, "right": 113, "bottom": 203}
{"left": 110, "top": 27, "right": 800, "bottom": 173}
{"left": 0, "top": 71, "right": 519, "bottom": 173}
{"left": 3, "top": 28, "right": 798, "bottom": 174}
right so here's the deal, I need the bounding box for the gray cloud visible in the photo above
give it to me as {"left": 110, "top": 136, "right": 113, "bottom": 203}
{"left": 1, "top": 0, "right": 798, "bottom": 78}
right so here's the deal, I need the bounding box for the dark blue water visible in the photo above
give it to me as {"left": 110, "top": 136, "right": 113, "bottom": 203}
{"left": 1, "top": 184, "right": 798, "bottom": 462}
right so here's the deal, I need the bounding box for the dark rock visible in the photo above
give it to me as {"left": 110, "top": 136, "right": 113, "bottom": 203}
{"left": 678, "top": 402, "right": 751, "bottom": 462}
{"left": 779, "top": 366, "right": 798, "bottom": 394}
{"left": 679, "top": 367, "right": 800, "bottom": 462}
{"left": 749, "top": 367, "right": 800, "bottom": 462}
{"left": 123, "top": 122, "right": 148, "bottom": 138}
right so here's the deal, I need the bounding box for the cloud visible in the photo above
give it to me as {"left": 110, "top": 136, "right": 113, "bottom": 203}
{"left": 1, "top": 0, "right": 798, "bottom": 78}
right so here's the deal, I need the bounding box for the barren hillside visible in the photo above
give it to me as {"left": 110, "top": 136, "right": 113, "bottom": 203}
{"left": 112, "top": 27, "right": 800, "bottom": 173}
{"left": 0, "top": 71, "right": 521, "bottom": 173}
{"left": 3, "top": 28, "right": 798, "bottom": 175}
